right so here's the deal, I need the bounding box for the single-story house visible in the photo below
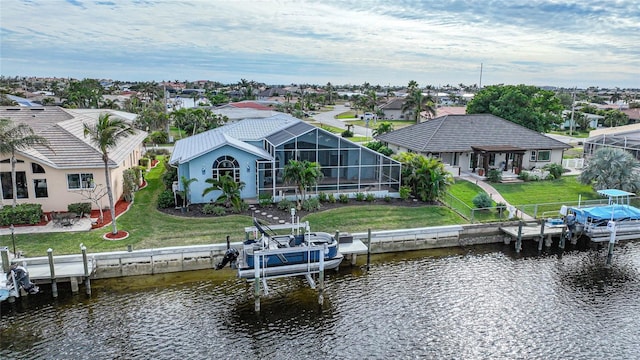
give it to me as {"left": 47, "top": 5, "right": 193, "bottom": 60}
{"left": 169, "top": 113, "right": 402, "bottom": 204}
{"left": 375, "top": 114, "right": 571, "bottom": 176}
{"left": 0, "top": 106, "right": 147, "bottom": 212}
{"left": 379, "top": 98, "right": 406, "bottom": 120}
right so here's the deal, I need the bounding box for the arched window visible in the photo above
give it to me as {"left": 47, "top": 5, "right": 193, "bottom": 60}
{"left": 213, "top": 155, "right": 240, "bottom": 182}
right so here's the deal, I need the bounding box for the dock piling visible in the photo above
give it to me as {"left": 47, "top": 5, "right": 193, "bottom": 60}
{"left": 537, "top": 221, "right": 545, "bottom": 253}
{"left": 366, "top": 229, "right": 372, "bottom": 271}
{"left": 81, "top": 244, "right": 91, "bottom": 296}
{"left": 318, "top": 248, "right": 325, "bottom": 306}
{"left": 516, "top": 222, "right": 523, "bottom": 253}
{"left": 606, "top": 221, "right": 616, "bottom": 266}
{"left": 254, "top": 253, "right": 260, "bottom": 313}
{"left": 0, "top": 247, "right": 9, "bottom": 273}
{"left": 47, "top": 248, "right": 58, "bottom": 298}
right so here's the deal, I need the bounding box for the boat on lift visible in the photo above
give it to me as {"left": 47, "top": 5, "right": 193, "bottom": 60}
{"left": 217, "top": 218, "right": 343, "bottom": 280}
{"left": 566, "top": 189, "right": 640, "bottom": 242}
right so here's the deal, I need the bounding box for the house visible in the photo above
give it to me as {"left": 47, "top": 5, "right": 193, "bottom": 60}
{"left": 0, "top": 107, "right": 147, "bottom": 212}
{"left": 169, "top": 113, "right": 402, "bottom": 204}
{"left": 379, "top": 98, "right": 405, "bottom": 120}
{"left": 584, "top": 123, "right": 640, "bottom": 160}
{"left": 375, "top": 114, "right": 570, "bottom": 176}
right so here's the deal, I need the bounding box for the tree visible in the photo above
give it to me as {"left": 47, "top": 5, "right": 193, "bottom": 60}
{"left": 466, "top": 84, "right": 563, "bottom": 132}
{"left": 282, "top": 160, "right": 323, "bottom": 209}
{"left": 202, "top": 174, "right": 246, "bottom": 211}
{"left": 176, "top": 176, "right": 197, "bottom": 210}
{"left": 401, "top": 88, "right": 435, "bottom": 123}
{"left": 63, "top": 78, "right": 104, "bottom": 108}
{"left": 393, "top": 153, "right": 452, "bottom": 202}
{"left": 603, "top": 110, "right": 629, "bottom": 127}
{"left": 83, "top": 113, "right": 135, "bottom": 235}
{"left": 0, "top": 119, "right": 51, "bottom": 207}
{"left": 578, "top": 147, "right": 640, "bottom": 192}
{"left": 372, "top": 122, "right": 394, "bottom": 137}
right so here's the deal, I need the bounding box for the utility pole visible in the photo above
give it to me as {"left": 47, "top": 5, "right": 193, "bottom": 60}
{"left": 479, "top": 63, "right": 483, "bottom": 89}
{"left": 569, "top": 88, "right": 576, "bottom": 136}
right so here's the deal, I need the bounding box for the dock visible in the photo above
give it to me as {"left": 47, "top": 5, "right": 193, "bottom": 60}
{"left": 500, "top": 221, "right": 566, "bottom": 252}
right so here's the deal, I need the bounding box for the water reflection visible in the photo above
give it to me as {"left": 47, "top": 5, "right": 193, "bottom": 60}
{"left": 2, "top": 242, "right": 640, "bottom": 359}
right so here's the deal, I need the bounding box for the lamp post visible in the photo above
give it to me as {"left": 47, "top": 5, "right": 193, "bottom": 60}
{"left": 10, "top": 224, "right": 16, "bottom": 257}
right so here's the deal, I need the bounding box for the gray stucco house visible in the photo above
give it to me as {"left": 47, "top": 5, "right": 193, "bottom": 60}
{"left": 375, "top": 114, "right": 570, "bottom": 176}
{"left": 169, "top": 113, "right": 402, "bottom": 204}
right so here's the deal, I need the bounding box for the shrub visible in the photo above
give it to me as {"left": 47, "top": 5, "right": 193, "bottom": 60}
{"left": 487, "top": 169, "right": 502, "bottom": 183}
{"left": 162, "top": 159, "right": 178, "bottom": 189}
{"left": 339, "top": 194, "right": 350, "bottom": 203}
{"left": 258, "top": 193, "right": 273, "bottom": 207}
{"left": 318, "top": 192, "right": 328, "bottom": 203}
{"left": 327, "top": 193, "right": 337, "bottom": 203}
{"left": 157, "top": 190, "right": 175, "bottom": 209}
{"left": 230, "top": 199, "right": 249, "bottom": 214}
{"left": 341, "top": 129, "right": 353, "bottom": 137}
{"left": 0, "top": 204, "right": 43, "bottom": 226}
{"left": 517, "top": 171, "right": 530, "bottom": 181}
{"left": 202, "top": 203, "right": 226, "bottom": 216}
{"left": 399, "top": 186, "right": 411, "bottom": 200}
{"left": 277, "top": 199, "right": 295, "bottom": 211}
{"left": 122, "top": 168, "right": 137, "bottom": 202}
{"left": 495, "top": 201, "right": 507, "bottom": 216}
{"left": 472, "top": 192, "right": 493, "bottom": 209}
{"left": 68, "top": 202, "right": 91, "bottom": 216}
{"left": 543, "top": 163, "right": 564, "bottom": 180}
{"left": 302, "top": 197, "right": 320, "bottom": 211}
{"left": 383, "top": 195, "right": 392, "bottom": 202}
{"left": 355, "top": 192, "right": 366, "bottom": 201}
{"left": 139, "top": 158, "right": 150, "bottom": 167}
{"left": 365, "top": 193, "right": 376, "bottom": 202}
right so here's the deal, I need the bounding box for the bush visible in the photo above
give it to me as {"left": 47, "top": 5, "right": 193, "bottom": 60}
{"left": 202, "top": 203, "right": 226, "bottom": 216}
{"left": 487, "top": 169, "right": 502, "bottom": 183}
{"left": 341, "top": 129, "right": 353, "bottom": 137}
{"left": 68, "top": 202, "right": 91, "bottom": 216}
{"left": 355, "top": 192, "right": 366, "bottom": 201}
{"left": 339, "top": 194, "right": 350, "bottom": 203}
{"left": 384, "top": 195, "right": 392, "bottom": 202}
{"left": 366, "top": 193, "right": 376, "bottom": 202}
{"left": 543, "top": 163, "right": 564, "bottom": 180}
{"left": 277, "top": 199, "right": 295, "bottom": 211}
{"left": 496, "top": 201, "right": 507, "bottom": 216}
{"left": 318, "top": 192, "right": 328, "bottom": 203}
{"left": 258, "top": 193, "right": 273, "bottom": 207}
{"left": 0, "top": 204, "right": 43, "bottom": 226}
{"left": 302, "top": 198, "right": 320, "bottom": 211}
{"left": 162, "top": 159, "right": 178, "bottom": 189}
{"left": 327, "top": 193, "right": 337, "bottom": 203}
{"left": 139, "top": 158, "right": 150, "bottom": 167}
{"left": 472, "top": 192, "right": 493, "bottom": 209}
{"left": 399, "top": 186, "right": 411, "bottom": 200}
{"left": 157, "top": 190, "right": 175, "bottom": 208}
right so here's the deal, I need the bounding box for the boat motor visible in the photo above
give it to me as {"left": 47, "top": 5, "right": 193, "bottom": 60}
{"left": 215, "top": 248, "right": 239, "bottom": 270}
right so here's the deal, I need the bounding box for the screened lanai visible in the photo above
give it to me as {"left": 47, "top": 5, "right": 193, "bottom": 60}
{"left": 256, "top": 125, "right": 402, "bottom": 199}
{"left": 584, "top": 134, "right": 640, "bottom": 160}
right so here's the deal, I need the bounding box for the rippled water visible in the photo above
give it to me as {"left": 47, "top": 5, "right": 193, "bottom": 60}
{"left": 2, "top": 242, "right": 640, "bottom": 360}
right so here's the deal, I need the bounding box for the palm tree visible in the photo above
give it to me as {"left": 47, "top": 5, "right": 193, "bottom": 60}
{"left": 578, "top": 147, "right": 640, "bottom": 192}
{"left": 177, "top": 176, "right": 198, "bottom": 210}
{"left": 282, "top": 160, "right": 323, "bottom": 209}
{"left": 372, "top": 122, "right": 394, "bottom": 137}
{"left": 83, "top": 113, "right": 135, "bottom": 235}
{"left": 202, "top": 174, "right": 246, "bottom": 212}
{"left": 401, "top": 89, "right": 436, "bottom": 123}
{"left": 0, "top": 118, "right": 51, "bottom": 208}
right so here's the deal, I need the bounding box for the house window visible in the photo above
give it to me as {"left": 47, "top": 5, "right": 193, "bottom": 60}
{"left": 530, "top": 150, "right": 551, "bottom": 162}
{"left": 530, "top": 151, "right": 537, "bottom": 161}
{"left": 213, "top": 156, "right": 240, "bottom": 182}
{"left": 34, "top": 179, "right": 48, "bottom": 198}
{"left": 1, "top": 171, "right": 28, "bottom": 199}
{"left": 67, "top": 173, "right": 95, "bottom": 190}
{"left": 31, "top": 163, "right": 46, "bottom": 174}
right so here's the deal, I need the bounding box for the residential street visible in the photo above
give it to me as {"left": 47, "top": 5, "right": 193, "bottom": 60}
{"left": 312, "top": 105, "right": 373, "bottom": 138}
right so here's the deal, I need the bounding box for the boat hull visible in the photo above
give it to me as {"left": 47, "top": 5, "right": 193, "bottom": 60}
{"left": 238, "top": 254, "right": 344, "bottom": 279}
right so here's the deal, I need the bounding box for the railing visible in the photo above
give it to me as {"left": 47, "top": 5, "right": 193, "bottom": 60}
{"left": 562, "top": 158, "right": 585, "bottom": 169}
{"left": 439, "top": 192, "right": 511, "bottom": 223}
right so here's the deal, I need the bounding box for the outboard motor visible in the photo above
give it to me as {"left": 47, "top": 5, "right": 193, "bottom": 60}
{"left": 215, "top": 248, "right": 239, "bottom": 270}
{"left": 7, "top": 264, "right": 40, "bottom": 295}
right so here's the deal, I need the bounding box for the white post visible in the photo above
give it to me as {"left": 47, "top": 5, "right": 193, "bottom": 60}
{"left": 254, "top": 252, "right": 260, "bottom": 312}
{"left": 606, "top": 220, "right": 616, "bottom": 266}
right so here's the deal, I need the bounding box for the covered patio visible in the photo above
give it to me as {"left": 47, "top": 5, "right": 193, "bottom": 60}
{"left": 470, "top": 145, "right": 526, "bottom": 176}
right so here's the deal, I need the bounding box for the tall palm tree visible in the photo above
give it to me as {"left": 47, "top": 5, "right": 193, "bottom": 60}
{"left": 83, "top": 113, "right": 135, "bottom": 235}
{"left": 401, "top": 89, "right": 436, "bottom": 123}
{"left": 0, "top": 118, "right": 51, "bottom": 208}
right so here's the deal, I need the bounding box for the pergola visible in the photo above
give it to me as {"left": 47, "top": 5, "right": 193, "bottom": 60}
{"left": 470, "top": 145, "right": 526, "bottom": 174}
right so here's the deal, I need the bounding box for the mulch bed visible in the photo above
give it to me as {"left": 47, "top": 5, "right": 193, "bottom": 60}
{"left": 90, "top": 199, "right": 131, "bottom": 229}
{"left": 159, "top": 198, "right": 432, "bottom": 225}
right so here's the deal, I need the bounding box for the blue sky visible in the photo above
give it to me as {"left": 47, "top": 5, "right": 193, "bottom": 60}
{"left": 1, "top": 0, "right": 638, "bottom": 88}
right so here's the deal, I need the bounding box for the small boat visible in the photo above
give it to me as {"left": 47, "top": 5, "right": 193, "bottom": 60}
{"left": 217, "top": 218, "right": 343, "bottom": 280}
{"left": 566, "top": 189, "right": 640, "bottom": 242}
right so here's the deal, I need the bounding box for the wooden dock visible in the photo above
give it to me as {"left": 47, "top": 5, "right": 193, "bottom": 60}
{"left": 500, "top": 222, "right": 566, "bottom": 252}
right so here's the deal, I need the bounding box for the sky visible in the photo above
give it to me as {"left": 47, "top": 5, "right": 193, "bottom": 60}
{"left": 1, "top": 0, "right": 639, "bottom": 89}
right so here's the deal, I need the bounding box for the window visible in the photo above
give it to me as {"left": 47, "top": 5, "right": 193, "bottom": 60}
{"left": 31, "top": 163, "right": 45, "bottom": 174}
{"left": 530, "top": 150, "right": 551, "bottom": 162}
{"left": 67, "top": 173, "right": 95, "bottom": 190}
{"left": 213, "top": 156, "right": 240, "bottom": 182}
{"left": 1, "top": 171, "right": 28, "bottom": 199}
{"left": 34, "top": 179, "right": 48, "bottom": 198}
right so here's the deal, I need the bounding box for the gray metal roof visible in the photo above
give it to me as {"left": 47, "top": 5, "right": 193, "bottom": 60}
{"left": 376, "top": 114, "right": 570, "bottom": 153}
{"left": 0, "top": 106, "right": 147, "bottom": 169}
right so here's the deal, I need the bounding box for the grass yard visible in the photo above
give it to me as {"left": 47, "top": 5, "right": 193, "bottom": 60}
{"left": 491, "top": 176, "right": 599, "bottom": 205}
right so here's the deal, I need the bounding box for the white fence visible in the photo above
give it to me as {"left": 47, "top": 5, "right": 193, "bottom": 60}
{"left": 563, "top": 158, "right": 584, "bottom": 169}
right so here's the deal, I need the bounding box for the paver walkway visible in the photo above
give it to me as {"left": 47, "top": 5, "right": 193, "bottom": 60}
{"left": 458, "top": 172, "right": 535, "bottom": 221}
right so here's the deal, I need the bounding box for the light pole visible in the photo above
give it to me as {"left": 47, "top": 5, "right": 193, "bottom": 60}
{"left": 10, "top": 224, "right": 16, "bottom": 257}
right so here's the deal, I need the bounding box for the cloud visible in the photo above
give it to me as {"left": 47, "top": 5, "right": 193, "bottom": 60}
{"left": 1, "top": 0, "right": 638, "bottom": 88}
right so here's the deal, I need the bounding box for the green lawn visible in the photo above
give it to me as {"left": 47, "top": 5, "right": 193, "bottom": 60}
{"left": 491, "top": 176, "right": 599, "bottom": 205}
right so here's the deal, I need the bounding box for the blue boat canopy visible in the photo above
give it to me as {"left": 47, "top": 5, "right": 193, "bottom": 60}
{"left": 570, "top": 205, "right": 640, "bottom": 223}
{"left": 597, "top": 189, "right": 635, "bottom": 198}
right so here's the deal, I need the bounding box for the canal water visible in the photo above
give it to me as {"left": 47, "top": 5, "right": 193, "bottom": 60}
{"left": 2, "top": 242, "right": 640, "bottom": 360}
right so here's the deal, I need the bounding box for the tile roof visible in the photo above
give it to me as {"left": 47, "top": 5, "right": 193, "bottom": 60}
{"left": 0, "top": 106, "right": 147, "bottom": 169}
{"left": 376, "top": 114, "right": 570, "bottom": 153}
